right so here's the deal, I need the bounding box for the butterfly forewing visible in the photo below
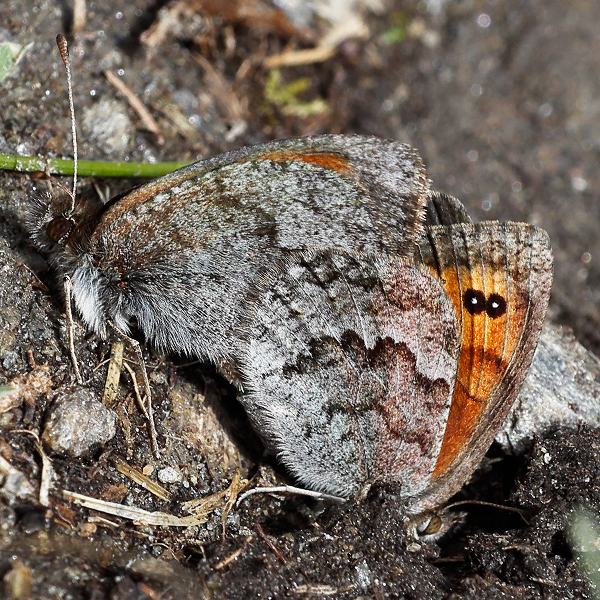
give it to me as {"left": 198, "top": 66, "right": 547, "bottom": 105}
{"left": 424, "top": 191, "right": 473, "bottom": 227}
{"left": 414, "top": 222, "right": 553, "bottom": 509}
{"left": 67, "top": 135, "right": 430, "bottom": 378}
{"left": 95, "top": 135, "right": 429, "bottom": 260}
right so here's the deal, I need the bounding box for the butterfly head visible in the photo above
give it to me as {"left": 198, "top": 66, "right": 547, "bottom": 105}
{"left": 27, "top": 34, "right": 100, "bottom": 261}
{"left": 407, "top": 507, "right": 467, "bottom": 542}
{"left": 27, "top": 187, "right": 103, "bottom": 256}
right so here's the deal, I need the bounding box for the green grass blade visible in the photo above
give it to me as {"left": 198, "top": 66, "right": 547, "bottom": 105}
{"left": 0, "top": 154, "right": 193, "bottom": 178}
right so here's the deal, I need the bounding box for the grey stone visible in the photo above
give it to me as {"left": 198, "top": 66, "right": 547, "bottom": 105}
{"left": 498, "top": 323, "right": 600, "bottom": 453}
{"left": 42, "top": 387, "right": 117, "bottom": 457}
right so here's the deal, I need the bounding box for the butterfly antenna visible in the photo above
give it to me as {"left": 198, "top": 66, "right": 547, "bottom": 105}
{"left": 56, "top": 34, "right": 78, "bottom": 215}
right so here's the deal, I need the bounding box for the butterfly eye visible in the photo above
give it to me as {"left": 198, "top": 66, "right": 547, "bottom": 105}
{"left": 462, "top": 289, "right": 486, "bottom": 314}
{"left": 418, "top": 515, "right": 443, "bottom": 536}
{"left": 485, "top": 293, "right": 507, "bottom": 318}
{"left": 46, "top": 216, "right": 74, "bottom": 245}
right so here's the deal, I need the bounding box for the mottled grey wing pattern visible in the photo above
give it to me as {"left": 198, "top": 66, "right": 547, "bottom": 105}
{"left": 57, "top": 135, "right": 430, "bottom": 380}
{"left": 97, "top": 134, "right": 429, "bottom": 260}
{"left": 240, "top": 250, "right": 461, "bottom": 499}
{"left": 412, "top": 221, "right": 553, "bottom": 511}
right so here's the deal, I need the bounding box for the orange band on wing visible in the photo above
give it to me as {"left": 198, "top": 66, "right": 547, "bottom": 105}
{"left": 257, "top": 150, "right": 353, "bottom": 176}
{"left": 431, "top": 383, "right": 485, "bottom": 477}
{"left": 435, "top": 264, "right": 526, "bottom": 396}
{"left": 430, "top": 263, "right": 525, "bottom": 477}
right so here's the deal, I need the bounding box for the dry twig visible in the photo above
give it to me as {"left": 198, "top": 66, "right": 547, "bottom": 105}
{"left": 104, "top": 70, "right": 164, "bottom": 145}
{"left": 116, "top": 458, "right": 171, "bottom": 502}
{"left": 102, "top": 341, "right": 124, "bottom": 408}
{"left": 256, "top": 523, "right": 286, "bottom": 564}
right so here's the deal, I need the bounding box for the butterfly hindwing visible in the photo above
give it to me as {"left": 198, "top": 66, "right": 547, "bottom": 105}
{"left": 241, "top": 250, "right": 460, "bottom": 500}
{"left": 240, "top": 189, "right": 552, "bottom": 510}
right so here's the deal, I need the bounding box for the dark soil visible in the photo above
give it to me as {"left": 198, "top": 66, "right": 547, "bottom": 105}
{"left": 1, "top": 0, "right": 599, "bottom": 598}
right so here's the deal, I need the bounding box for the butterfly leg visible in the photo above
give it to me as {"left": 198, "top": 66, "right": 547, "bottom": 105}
{"left": 63, "top": 275, "right": 83, "bottom": 385}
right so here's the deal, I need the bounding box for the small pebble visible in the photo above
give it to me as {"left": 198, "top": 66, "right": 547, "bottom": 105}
{"left": 42, "top": 387, "right": 117, "bottom": 457}
{"left": 157, "top": 466, "right": 182, "bottom": 484}
{"left": 81, "top": 98, "right": 133, "bottom": 155}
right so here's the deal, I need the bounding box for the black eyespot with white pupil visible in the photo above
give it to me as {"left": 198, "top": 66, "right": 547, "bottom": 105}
{"left": 486, "top": 293, "right": 507, "bottom": 318}
{"left": 463, "top": 289, "right": 486, "bottom": 314}
{"left": 463, "top": 289, "right": 507, "bottom": 319}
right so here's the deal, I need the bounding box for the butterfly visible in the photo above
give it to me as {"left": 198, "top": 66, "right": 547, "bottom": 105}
{"left": 239, "top": 192, "right": 553, "bottom": 512}
{"left": 28, "top": 135, "right": 430, "bottom": 385}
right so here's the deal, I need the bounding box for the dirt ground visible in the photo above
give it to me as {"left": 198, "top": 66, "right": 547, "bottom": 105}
{"left": 1, "top": 0, "right": 600, "bottom": 598}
